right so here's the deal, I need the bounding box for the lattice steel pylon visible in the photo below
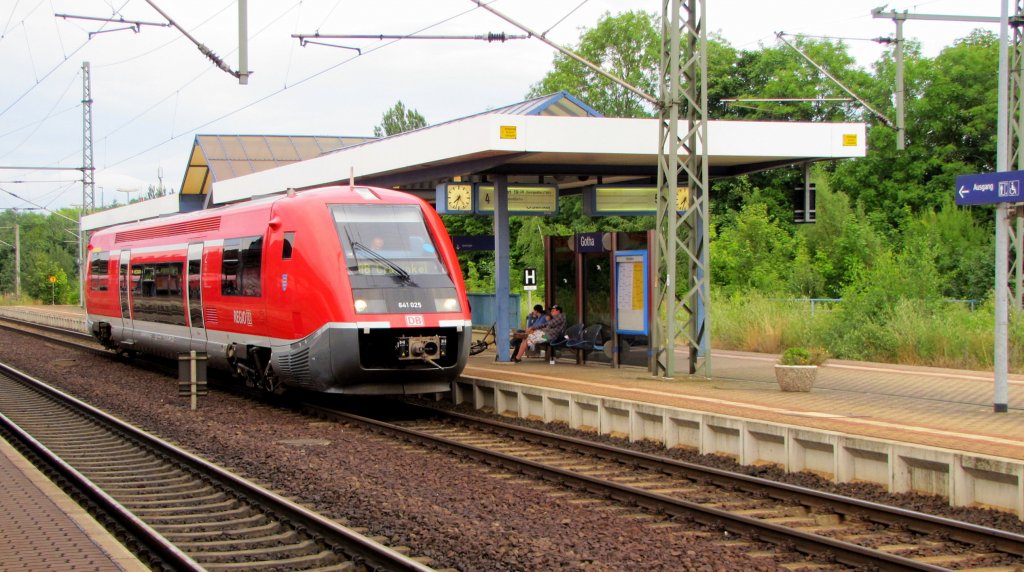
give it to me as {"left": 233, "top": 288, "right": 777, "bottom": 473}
{"left": 79, "top": 61, "right": 94, "bottom": 307}
{"left": 1009, "top": 1, "right": 1024, "bottom": 310}
{"left": 651, "top": 0, "right": 710, "bottom": 378}
{"left": 82, "top": 61, "right": 95, "bottom": 213}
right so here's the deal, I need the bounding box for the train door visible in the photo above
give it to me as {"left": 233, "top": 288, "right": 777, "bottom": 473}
{"left": 118, "top": 250, "right": 132, "bottom": 338}
{"left": 186, "top": 242, "right": 207, "bottom": 352}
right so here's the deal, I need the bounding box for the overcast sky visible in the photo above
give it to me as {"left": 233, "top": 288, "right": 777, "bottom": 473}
{"left": 0, "top": 0, "right": 1004, "bottom": 212}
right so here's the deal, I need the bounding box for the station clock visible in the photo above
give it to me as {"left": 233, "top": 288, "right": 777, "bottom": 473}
{"left": 438, "top": 183, "right": 473, "bottom": 214}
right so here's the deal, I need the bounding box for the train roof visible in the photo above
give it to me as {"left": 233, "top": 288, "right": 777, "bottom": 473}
{"left": 87, "top": 185, "right": 423, "bottom": 235}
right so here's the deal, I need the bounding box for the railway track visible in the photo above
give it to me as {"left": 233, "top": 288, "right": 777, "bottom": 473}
{"left": 0, "top": 359, "right": 436, "bottom": 572}
{"left": 9, "top": 314, "right": 1024, "bottom": 569}
{"left": 307, "top": 401, "right": 1024, "bottom": 571}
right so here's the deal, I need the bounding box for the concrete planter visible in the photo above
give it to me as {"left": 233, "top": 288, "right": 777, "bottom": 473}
{"left": 774, "top": 364, "right": 818, "bottom": 392}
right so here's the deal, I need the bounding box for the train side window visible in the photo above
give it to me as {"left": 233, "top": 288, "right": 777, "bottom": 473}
{"left": 88, "top": 251, "right": 109, "bottom": 291}
{"left": 282, "top": 232, "right": 295, "bottom": 260}
{"left": 222, "top": 236, "right": 262, "bottom": 297}
{"left": 131, "top": 262, "right": 185, "bottom": 326}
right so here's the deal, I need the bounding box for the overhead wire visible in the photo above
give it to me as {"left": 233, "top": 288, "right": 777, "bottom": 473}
{"left": 99, "top": 1, "right": 300, "bottom": 143}
{"left": 0, "top": 0, "right": 43, "bottom": 45}
{"left": 542, "top": 0, "right": 589, "bottom": 37}
{"left": 1, "top": 0, "right": 22, "bottom": 40}
{"left": 104, "top": 1, "right": 485, "bottom": 170}
{"left": 0, "top": 69, "right": 80, "bottom": 160}
{"left": 48, "top": 0, "right": 66, "bottom": 57}
{"left": 21, "top": 19, "right": 38, "bottom": 83}
{"left": 0, "top": 0, "right": 129, "bottom": 121}
{"left": 284, "top": 0, "right": 308, "bottom": 86}
{"left": 316, "top": 0, "right": 344, "bottom": 32}
{"left": 94, "top": 1, "right": 234, "bottom": 68}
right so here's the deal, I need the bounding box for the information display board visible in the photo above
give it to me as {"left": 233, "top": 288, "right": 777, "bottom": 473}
{"left": 615, "top": 251, "right": 648, "bottom": 335}
{"left": 584, "top": 185, "right": 689, "bottom": 216}
{"left": 475, "top": 184, "right": 559, "bottom": 216}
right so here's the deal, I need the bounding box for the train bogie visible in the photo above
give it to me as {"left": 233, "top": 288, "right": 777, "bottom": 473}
{"left": 85, "top": 185, "right": 472, "bottom": 395}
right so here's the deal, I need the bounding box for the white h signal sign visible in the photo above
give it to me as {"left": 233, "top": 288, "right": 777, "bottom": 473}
{"left": 523, "top": 267, "right": 537, "bottom": 291}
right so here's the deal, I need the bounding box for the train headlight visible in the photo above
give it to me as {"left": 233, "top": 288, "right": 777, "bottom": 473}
{"left": 354, "top": 299, "right": 368, "bottom": 312}
{"left": 442, "top": 298, "right": 459, "bottom": 311}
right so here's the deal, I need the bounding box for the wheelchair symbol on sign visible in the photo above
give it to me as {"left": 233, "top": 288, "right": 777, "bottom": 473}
{"left": 998, "top": 180, "right": 1020, "bottom": 198}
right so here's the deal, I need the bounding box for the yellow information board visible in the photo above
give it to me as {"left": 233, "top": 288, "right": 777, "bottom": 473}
{"left": 476, "top": 184, "right": 558, "bottom": 215}
{"left": 585, "top": 186, "right": 689, "bottom": 216}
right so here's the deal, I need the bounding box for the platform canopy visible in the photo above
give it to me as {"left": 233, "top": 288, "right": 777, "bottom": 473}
{"left": 180, "top": 134, "right": 376, "bottom": 198}
{"left": 83, "top": 91, "right": 865, "bottom": 230}
{"left": 211, "top": 92, "right": 865, "bottom": 205}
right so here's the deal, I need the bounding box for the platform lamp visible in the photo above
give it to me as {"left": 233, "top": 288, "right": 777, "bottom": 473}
{"left": 115, "top": 187, "right": 140, "bottom": 204}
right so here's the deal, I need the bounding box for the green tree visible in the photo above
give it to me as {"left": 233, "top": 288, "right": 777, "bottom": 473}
{"left": 26, "top": 256, "right": 71, "bottom": 304}
{"left": 831, "top": 31, "right": 998, "bottom": 225}
{"left": 373, "top": 101, "right": 427, "bottom": 137}
{"left": 799, "top": 185, "right": 885, "bottom": 298}
{"left": 899, "top": 202, "right": 992, "bottom": 301}
{"left": 528, "top": 11, "right": 660, "bottom": 118}
{"left": 724, "top": 37, "right": 872, "bottom": 123}
{"left": 711, "top": 201, "right": 796, "bottom": 295}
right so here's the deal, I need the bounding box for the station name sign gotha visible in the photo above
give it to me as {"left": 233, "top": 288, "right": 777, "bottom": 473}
{"left": 955, "top": 171, "right": 1024, "bottom": 206}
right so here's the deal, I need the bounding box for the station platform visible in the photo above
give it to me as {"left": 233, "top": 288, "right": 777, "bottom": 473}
{"left": 465, "top": 349, "right": 1024, "bottom": 462}
{"left": 2, "top": 304, "right": 1022, "bottom": 460}
{"left": 0, "top": 438, "right": 147, "bottom": 571}
{"left": 460, "top": 347, "right": 1024, "bottom": 516}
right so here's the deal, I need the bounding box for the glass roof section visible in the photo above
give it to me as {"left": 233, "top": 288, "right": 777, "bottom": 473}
{"left": 180, "top": 134, "right": 375, "bottom": 195}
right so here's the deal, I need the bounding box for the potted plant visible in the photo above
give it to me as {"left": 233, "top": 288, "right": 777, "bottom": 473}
{"left": 774, "top": 347, "right": 828, "bottom": 392}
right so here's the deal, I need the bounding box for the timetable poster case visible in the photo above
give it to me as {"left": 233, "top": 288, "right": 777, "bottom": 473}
{"left": 615, "top": 250, "right": 648, "bottom": 335}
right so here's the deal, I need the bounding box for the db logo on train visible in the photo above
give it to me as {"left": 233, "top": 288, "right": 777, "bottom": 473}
{"left": 406, "top": 315, "right": 424, "bottom": 327}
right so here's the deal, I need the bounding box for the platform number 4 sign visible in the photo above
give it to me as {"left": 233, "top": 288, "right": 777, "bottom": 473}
{"left": 523, "top": 268, "right": 537, "bottom": 291}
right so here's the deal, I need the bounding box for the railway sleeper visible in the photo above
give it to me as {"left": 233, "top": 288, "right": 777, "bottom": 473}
{"left": 158, "top": 520, "right": 283, "bottom": 541}
{"left": 123, "top": 493, "right": 233, "bottom": 511}
{"left": 152, "top": 513, "right": 268, "bottom": 531}
{"left": 109, "top": 483, "right": 215, "bottom": 499}
{"left": 174, "top": 530, "right": 299, "bottom": 550}
{"left": 199, "top": 550, "right": 341, "bottom": 571}
{"left": 141, "top": 505, "right": 253, "bottom": 523}
{"left": 192, "top": 538, "right": 321, "bottom": 561}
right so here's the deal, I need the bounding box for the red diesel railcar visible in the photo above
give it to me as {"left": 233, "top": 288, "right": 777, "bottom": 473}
{"left": 85, "top": 185, "right": 472, "bottom": 395}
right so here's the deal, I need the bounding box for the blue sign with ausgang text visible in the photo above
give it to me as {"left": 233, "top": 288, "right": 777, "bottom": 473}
{"left": 955, "top": 170, "right": 1024, "bottom": 205}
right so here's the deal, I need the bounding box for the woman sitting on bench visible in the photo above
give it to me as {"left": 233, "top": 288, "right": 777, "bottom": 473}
{"left": 513, "top": 304, "right": 564, "bottom": 363}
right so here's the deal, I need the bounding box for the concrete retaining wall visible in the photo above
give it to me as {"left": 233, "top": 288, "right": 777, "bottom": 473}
{"left": 455, "top": 376, "right": 1024, "bottom": 518}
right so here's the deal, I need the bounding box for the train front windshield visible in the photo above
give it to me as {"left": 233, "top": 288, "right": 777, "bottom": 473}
{"left": 332, "top": 204, "right": 461, "bottom": 314}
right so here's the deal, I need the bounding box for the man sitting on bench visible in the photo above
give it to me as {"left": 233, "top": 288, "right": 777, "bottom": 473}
{"left": 512, "top": 304, "right": 564, "bottom": 363}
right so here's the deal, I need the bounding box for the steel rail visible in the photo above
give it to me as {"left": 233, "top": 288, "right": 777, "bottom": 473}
{"left": 436, "top": 406, "right": 1024, "bottom": 557}
{"left": 0, "top": 360, "right": 436, "bottom": 572}
{"left": 306, "top": 401, "right": 1022, "bottom": 571}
